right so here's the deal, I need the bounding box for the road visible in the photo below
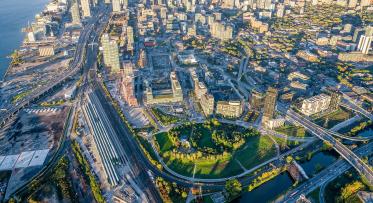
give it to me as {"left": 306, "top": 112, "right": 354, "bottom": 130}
{"left": 276, "top": 141, "right": 373, "bottom": 203}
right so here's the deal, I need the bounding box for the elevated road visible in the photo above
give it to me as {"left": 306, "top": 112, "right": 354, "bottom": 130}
{"left": 284, "top": 108, "right": 373, "bottom": 186}
{"left": 276, "top": 141, "right": 373, "bottom": 203}
{"left": 341, "top": 93, "right": 373, "bottom": 121}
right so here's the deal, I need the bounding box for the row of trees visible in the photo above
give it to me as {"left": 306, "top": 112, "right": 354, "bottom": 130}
{"left": 72, "top": 141, "right": 105, "bottom": 203}
{"left": 155, "top": 177, "right": 188, "bottom": 202}
{"left": 248, "top": 167, "right": 285, "bottom": 191}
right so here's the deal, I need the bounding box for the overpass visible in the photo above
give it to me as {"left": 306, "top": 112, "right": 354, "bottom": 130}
{"left": 341, "top": 93, "right": 373, "bottom": 121}
{"left": 0, "top": 10, "right": 109, "bottom": 127}
{"left": 285, "top": 108, "right": 373, "bottom": 186}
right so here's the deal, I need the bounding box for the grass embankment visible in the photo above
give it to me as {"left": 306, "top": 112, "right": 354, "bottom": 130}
{"left": 72, "top": 141, "right": 104, "bottom": 203}
{"left": 248, "top": 166, "right": 286, "bottom": 191}
{"left": 275, "top": 125, "right": 307, "bottom": 137}
{"left": 314, "top": 108, "right": 352, "bottom": 129}
{"left": 151, "top": 107, "right": 180, "bottom": 126}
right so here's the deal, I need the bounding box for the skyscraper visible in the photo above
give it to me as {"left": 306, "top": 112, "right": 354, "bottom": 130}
{"left": 262, "top": 87, "right": 278, "bottom": 126}
{"left": 329, "top": 91, "right": 342, "bottom": 111}
{"left": 126, "top": 26, "right": 134, "bottom": 52}
{"left": 121, "top": 62, "right": 138, "bottom": 107}
{"left": 81, "top": 0, "right": 91, "bottom": 17}
{"left": 101, "top": 34, "right": 121, "bottom": 73}
{"left": 70, "top": 0, "right": 81, "bottom": 25}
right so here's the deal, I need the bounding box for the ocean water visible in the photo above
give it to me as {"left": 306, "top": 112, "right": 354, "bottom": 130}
{"left": 0, "top": 0, "right": 50, "bottom": 79}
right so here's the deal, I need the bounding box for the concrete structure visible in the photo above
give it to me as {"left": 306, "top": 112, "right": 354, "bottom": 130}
{"left": 38, "top": 45, "right": 55, "bottom": 56}
{"left": 301, "top": 94, "right": 331, "bottom": 116}
{"left": 101, "top": 33, "right": 121, "bottom": 73}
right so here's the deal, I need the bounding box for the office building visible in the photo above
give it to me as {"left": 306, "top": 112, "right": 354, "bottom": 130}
{"left": 262, "top": 87, "right": 278, "bottom": 125}
{"left": 81, "top": 0, "right": 91, "bottom": 17}
{"left": 357, "top": 35, "right": 372, "bottom": 55}
{"left": 70, "top": 0, "right": 81, "bottom": 24}
{"left": 301, "top": 94, "right": 331, "bottom": 116}
{"left": 145, "top": 72, "right": 183, "bottom": 105}
{"left": 101, "top": 34, "right": 121, "bottom": 73}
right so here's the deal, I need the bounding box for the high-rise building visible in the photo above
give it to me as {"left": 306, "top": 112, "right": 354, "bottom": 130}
{"left": 276, "top": 4, "right": 285, "bottom": 18}
{"left": 210, "top": 21, "right": 233, "bottom": 40}
{"left": 137, "top": 49, "right": 147, "bottom": 68}
{"left": 357, "top": 35, "right": 372, "bottom": 55}
{"left": 200, "top": 93, "right": 215, "bottom": 117}
{"left": 101, "top": 34, "right": 121, "bottom": 73}
{"left": 112, "top": 0, "right": 122, "bottom": 12}
{"left": 126, "top": 26, "right": 134, "bottom": 52}
{"left": 250, "top": 90, "right": 265, "bottom": 111}
{"left": 262, "top": 87, "right": 278, "bottom": 125}
{"left": 105, "top": 0, "right": 111, "bottom": 4}
{"left": 70, "top": 0, "right": 81, "bottom": 24}
{"left": 329, "top": 91, "right": 342, "bottom": 111}
{"left": 81, "top": 0, "right": 91, "bottom": 17}
{"left": 353, "top": 28, "right": 364, "bottom": 42}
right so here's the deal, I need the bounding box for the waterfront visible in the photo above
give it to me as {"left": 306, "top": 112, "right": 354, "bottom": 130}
{"left": 234, "top": 151, "right": 338, "bottom": 202}
{"left": 0, "top": 0, "right": 49, "bottom": 79}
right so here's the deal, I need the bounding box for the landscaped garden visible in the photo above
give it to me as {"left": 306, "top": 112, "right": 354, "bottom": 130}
{"left": 154, "top": 119, "right": 277, "bottom": 178}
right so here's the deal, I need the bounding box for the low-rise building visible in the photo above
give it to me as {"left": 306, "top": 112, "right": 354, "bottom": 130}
{"left": 301, "top": 94, "right": 331, "bottom": 116}
{"left": 38, "top": 45, "right": 55, "bottom": 56}
{"left": 216, "top": 100, "right": 243, "bottom": 118}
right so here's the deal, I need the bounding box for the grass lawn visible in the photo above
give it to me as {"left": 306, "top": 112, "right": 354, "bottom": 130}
{"left": 155, "top": 132, "right": 173, "bottom": 153}
{"left": 275, "top": 125, "right": 307, "bottom": 137}
{"left": 314, "top": 108, "right": 353, "bottom": 129}
{"left": 164, "top": 155, "right": 244, "bottom": 179}
{"left": 234, "top": 136, "right": 277, "bottom": 169}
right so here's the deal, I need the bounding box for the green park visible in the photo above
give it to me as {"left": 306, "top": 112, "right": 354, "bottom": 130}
{"left": 154, "top": 119, "right": 277, "bottom": 178}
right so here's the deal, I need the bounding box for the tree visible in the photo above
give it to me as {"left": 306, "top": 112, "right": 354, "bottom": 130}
{"left": 225, "top": 179, "right": 242, "bottom": 199}
{"left": 182, "top": 191, "right": 188, "bottom": 198}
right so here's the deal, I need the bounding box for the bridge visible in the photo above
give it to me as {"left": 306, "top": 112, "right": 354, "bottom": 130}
{"left": 0, "top": 12, "right": 109, "bottom": 127}
{"left": 285, "top": 108, "right": 373, "bottom": 186}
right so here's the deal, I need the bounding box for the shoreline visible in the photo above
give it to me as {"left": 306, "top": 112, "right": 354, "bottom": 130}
{"left": 0, "top": 0, "right": 51, "bottom": 81}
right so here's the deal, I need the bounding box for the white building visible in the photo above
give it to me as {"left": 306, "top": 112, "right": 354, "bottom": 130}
{"left": 301, "top": 94, "right": 331, "bottom": 116}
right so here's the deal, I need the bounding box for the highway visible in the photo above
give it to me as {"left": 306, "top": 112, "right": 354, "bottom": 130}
{"left": 283, "top": 107, "right": 373, "bottom": 186}
{"left": 276, "top": 141, "right": 373, "bottom": 203}
{"left": 0, "top": 7, "right": 110, "bottom": 127}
